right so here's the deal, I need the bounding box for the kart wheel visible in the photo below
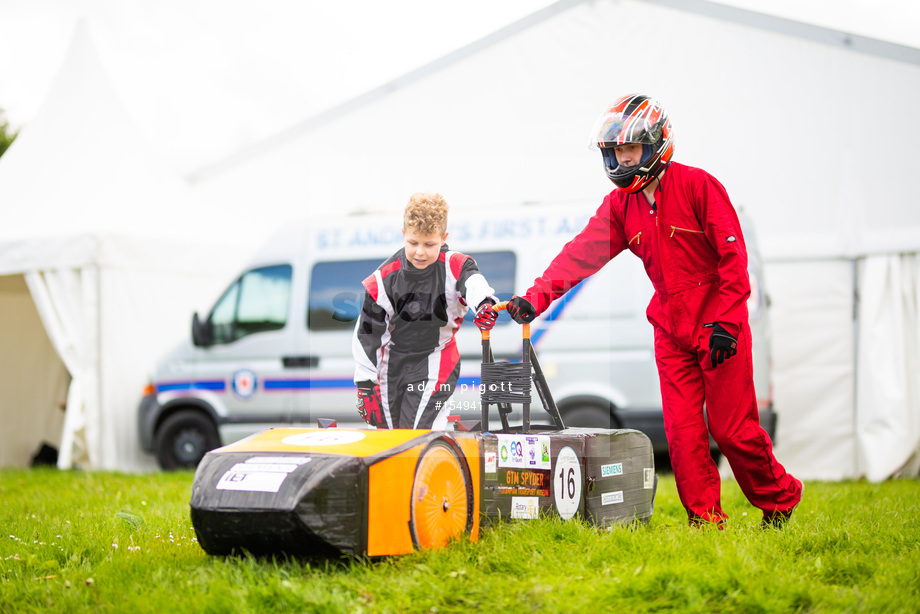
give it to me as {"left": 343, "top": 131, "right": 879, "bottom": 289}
{"left": 155, "top": 410, "right": 219, "bottom": 470}
{"left": 409, "top": 439, "right": 472, "bottom": 550}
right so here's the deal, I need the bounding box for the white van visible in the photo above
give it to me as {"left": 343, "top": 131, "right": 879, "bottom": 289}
{"left": 138, "top": 203, "right": 774, "bottom": 469}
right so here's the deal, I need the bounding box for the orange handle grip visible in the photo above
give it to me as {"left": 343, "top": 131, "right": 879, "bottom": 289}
{"left": 481, "top": 301, "right": 530, "bottom": 341}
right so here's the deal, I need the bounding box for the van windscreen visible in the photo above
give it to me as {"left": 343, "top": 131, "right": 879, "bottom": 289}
{"left": 210, "top": 264, "right": 293, "bottom": 344}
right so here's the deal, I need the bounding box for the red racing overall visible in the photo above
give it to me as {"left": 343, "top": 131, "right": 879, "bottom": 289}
{"left": 524, "top": 162, "right": 801, "bottom": 522}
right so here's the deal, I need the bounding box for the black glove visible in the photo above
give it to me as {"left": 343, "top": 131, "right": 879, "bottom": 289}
{"left": 356, "top": 382, "right": 384, "bottom": 427}
{"left": 474, "top": 299, "right": 498, "bottom": 331}
{"left": 704, "top": 323, "right": 737, "bottom": 368}
{"left": 507, "top": 296, "right": 537, "bottom": 324}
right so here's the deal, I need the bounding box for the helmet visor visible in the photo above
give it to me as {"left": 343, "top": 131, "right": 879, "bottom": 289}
{"left": 589, "top": 111, "right": 663, "bottom": 150}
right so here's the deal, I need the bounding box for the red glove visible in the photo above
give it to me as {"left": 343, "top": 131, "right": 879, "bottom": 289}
{"left": 474, "top": 300, "right": 498, "bottom": 331}
{"left": 356, "top": 383, "right": 384, "bottom": 427}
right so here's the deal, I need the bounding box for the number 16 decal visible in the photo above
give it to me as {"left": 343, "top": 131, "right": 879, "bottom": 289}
{"left": 554, "top": 446, "right": 582, "bottom": 520}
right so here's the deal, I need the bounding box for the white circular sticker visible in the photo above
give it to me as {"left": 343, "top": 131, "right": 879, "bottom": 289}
{"left": 553, "top": 446, "right": 582, "bottom": 520}
{"left": 281, "top": 431, "right": 366, "bottom": 447}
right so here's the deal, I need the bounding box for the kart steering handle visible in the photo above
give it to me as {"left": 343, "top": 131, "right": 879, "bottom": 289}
{"left": 481, "top": 301, "right": 530, "bottom": 341}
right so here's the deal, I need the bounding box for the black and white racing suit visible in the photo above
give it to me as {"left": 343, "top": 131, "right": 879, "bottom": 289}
{"left": 352, "top": 245, "right": 495, "bottom": 429}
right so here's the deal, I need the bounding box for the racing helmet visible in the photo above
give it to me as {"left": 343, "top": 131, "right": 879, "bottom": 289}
{"left": 589, "top": 94, "right": 674, "bottom": 193}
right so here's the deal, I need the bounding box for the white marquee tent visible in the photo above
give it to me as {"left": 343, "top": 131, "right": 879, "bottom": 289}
{"left": 189, "top": 0, "right": 920, "bottom": 481}
{"left": 0, "top": 24, "right": 243, "bottom": 471}
{"left": 1, "top": 1, "right": 918, "bottom": 479}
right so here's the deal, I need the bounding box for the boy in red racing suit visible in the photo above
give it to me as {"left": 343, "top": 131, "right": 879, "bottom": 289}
{"left": 508, "top": 94, "right": 802, "bottom": 527}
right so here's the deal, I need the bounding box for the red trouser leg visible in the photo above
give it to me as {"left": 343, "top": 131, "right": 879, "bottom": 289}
{"left": 655, "top": 327, "right": 727, "bottom": 523}
{"left": 701, "top": 324, "right": 801, "bottom": 514}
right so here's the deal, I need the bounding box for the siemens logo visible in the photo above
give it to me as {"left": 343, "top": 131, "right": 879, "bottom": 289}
{"left": 601, "top": 463, "right": 623, "bottom": 477}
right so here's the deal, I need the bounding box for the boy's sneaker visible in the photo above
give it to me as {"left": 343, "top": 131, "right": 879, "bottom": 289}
{"left": 762, "top": 479, "right": 804, "bottom": 529}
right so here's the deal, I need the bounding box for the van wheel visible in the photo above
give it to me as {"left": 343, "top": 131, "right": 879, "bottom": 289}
{"left": 155, "top": 411, "right": 219, "bottom": 470}
{"left": 562, "top": 404, "right": 617, "bottom": 429}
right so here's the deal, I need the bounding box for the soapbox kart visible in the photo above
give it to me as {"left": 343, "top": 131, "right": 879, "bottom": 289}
{"left": 190, "top": 303, "right": 657, "bottom": 557}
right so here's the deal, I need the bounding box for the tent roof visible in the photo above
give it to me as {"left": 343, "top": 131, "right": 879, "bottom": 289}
{"left": 711, "top": 0, "right": 920, "bottom": 51}
{"left": 189, "top": 0, "right": 920, "bottom": 183}
{"left": 0, "top": 22, "right": 243, "bottom": 271}
{"left": 0, "top": 1, "right": 560, "bottom": 176}
{"left": 2, "top": 2, "right": 919, "bottom": 258}
{"left": 0, "top": 1, "right": 917, "bottom": 177}
{"left": 188, "top": 0, "right": 920, "bottom": 259}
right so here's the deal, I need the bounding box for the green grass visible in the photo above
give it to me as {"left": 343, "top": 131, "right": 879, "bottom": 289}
{"left": 1, "top": 469, "right": 918, "bottom": 613}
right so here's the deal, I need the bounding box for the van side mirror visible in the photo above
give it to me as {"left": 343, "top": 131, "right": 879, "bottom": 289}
{"left": 191, "top": 312, "right": 212, "bottom": 347}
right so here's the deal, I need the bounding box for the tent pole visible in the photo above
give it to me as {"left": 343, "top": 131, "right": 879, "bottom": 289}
{"left": 852, "top": 257, "right": 860, "bottom": 478}
{"left": 90, "top": 263, "right": 103, "bottom": 469}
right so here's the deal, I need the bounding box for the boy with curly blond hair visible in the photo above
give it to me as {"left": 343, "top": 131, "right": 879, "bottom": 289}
{"left": 352, "top": 192, "right": 498, "bottom": 429}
